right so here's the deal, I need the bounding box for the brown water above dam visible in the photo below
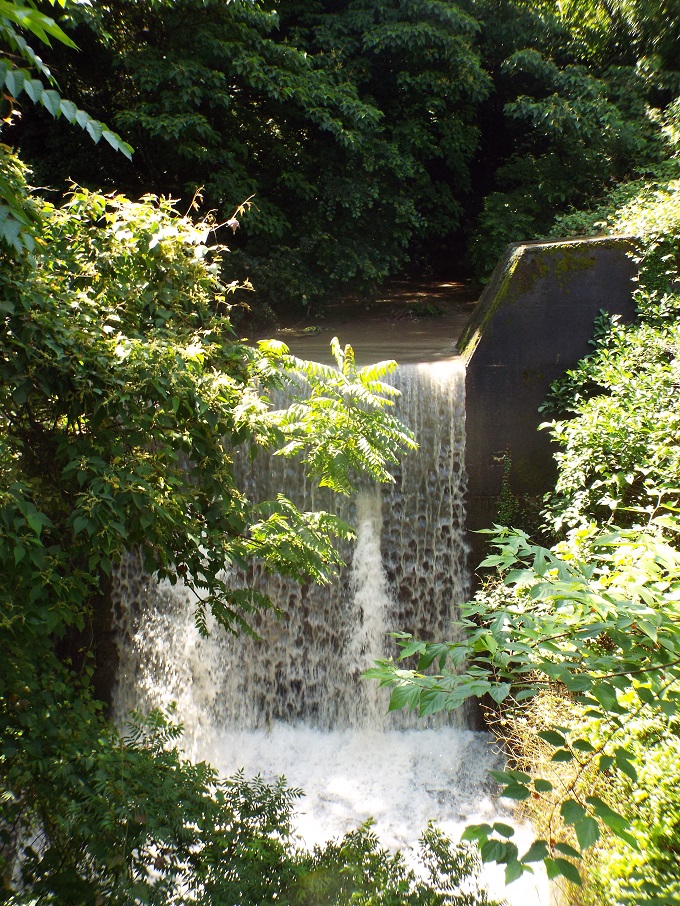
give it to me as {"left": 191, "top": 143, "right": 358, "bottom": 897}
{"left": 259, "top": 278, "right": 477, "bottom": 365}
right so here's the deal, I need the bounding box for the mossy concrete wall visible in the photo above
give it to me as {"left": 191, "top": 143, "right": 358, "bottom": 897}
{"left": 460, "top": 236, "right": 636, "bottom": 572}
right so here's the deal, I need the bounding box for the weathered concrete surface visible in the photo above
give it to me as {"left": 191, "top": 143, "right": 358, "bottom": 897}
{"left": 460, "top": 236, "right": 637, "bottom": 573}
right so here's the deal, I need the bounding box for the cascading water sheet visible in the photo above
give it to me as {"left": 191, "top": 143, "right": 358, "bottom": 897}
{"left": 114, "top": 359, "right": 470, "bottom": 732}
{"left": 112, "top": 356, "right": 547, "bottom": 906}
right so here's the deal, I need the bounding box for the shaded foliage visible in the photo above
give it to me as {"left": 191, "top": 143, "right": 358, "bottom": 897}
{"left": 9, "top": 0, "right": 678, "bottom": 306}
{"left": 11, "top": 0, "right": 489, "bottom": 309}
{"left": 465, "top": 0, "right": 678, "bottom": 275}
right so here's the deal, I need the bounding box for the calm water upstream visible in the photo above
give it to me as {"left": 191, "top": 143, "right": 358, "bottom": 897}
{"left": 262, "top": 278, "right": 477, "bottom": 364}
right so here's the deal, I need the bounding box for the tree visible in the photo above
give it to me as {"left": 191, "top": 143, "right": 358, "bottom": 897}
{"left": 465, "top": 0, "right": 676, "bottom": 276}
{"left": 551, "top": 0, "right": 680, "bottom": 71}
{"left": 275, "top": 0, "right": 491, "bottom": 273}
{"left": 6, "top": 0, "right": 679, "bottom": 294}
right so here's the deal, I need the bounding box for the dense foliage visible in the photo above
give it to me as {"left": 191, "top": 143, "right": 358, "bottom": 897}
{"left": 9, "top": 0, "right": 490, "bottom": 310}
{"left": 466, "top": 0, "right": 680, "bottom": 274}
{"left": 4, "top": 0, "right": 678, "bottom": 312}
{"left": 3, "top": 0, "right": 680, "bottom": 902}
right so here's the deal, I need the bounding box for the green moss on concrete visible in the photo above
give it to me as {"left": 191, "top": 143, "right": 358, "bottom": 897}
{"left": 458, "top": 245, "right": 522, "bottom": 361}
{"left": 458, "top": 236, "right": 629, "bottom": 362}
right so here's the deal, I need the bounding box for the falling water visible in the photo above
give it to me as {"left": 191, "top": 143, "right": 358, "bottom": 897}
{"left": 112, "top": 356, "right": 547, "bottom": 906}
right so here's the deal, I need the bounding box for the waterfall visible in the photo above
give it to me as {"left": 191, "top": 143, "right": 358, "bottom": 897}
{"left": 113, "top": 359, "right": 469, "bottom": 734}
{"left": 112, "top": 355, "right": 547, "bottom": 906}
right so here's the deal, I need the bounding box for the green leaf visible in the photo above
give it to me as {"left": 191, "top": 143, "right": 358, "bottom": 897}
{"left": 86, "top": 119, "right": 104, "bottom": 143}
{"left": 461, "top": 824, "right": 492, "bottom": 845}
{"left": 533, "top": 778, "right": 553, "bottom": 793}
{"left": 545, "top": 858, "right": 582, "bottom": 886}
{"left": 515, "top": 688, "right": 538, "bottom": 701}
{"left": 564, "top": 673, "right": 593, "bottom": 692}
{"left": 575, "top": 816, "right": 600, "bottom": 850}
{"left": 0, "top": 2, "right": 77, "bottom": 48}
{"left": 598, "top": 754, "right": 614, "bottom": 772}
{"left": 505, "top": 859, "right": 525, "bottom": 883}
{"left": 561, "top": 799, "right": 587, "bottom": 825}
{"left": 489, "top": 682, "right": 511, "bottom": 703}
{"left": 399, "top": 639, "right": 427, "bottom": 659}
{"left": 41, "top": 89, "right": 62, "bottom": 117}
{"left": 591, "top": 682, "right": 618, "bottom": 711}
{"left": 500, "top": 783, "right": 531, "bottom": 800}
{"left": 538, "top": 729, "right": 566, "bottom": 747}
{"left": 480, "top": 839, "right": 505, "bottom": 863}
{"left": 614, "top": 747, "right": 638, "bottom": 781}
{"left": 26, "top": 512, "right": 46, "bottom": 536}
{"left": 586, "top": 797, "right": 637, "bottom": 847}
{"left": 417, "top": 688, "right": 449, "bottom": 717}
{"left": 551, "top": 748, "right": 574, "bottom": 763}
{"left": 23, "top": 78, "right": 43, "bottom": 102}
{"left": 489, "top": 769, "right": 515, "bottom": 784}
{"left": 60, "top": 99, "right": 78, "bottom": 122}
{"left": 554, "top": 842, "right": 581, "bottom": 859}
{"left": 72, "top": 515, "right": 91, "bottom": 536}
{"left": 102, "top": 129, "right": 134, "bottom": 159}
{"left": 5, "top": 67, "right": 25, "bottom": 97}
{"left": 75, "top": 108, "right": 90, "bottom": 129}
{"left": 660, "top": 699, "right": 677, "bottom": 717}
{"left": 637, "top": 618, "right": 658, "bottom": 642}
{"left": 635, "top": 685, "right": 655, "bottom": 705}
{"left": 522, "top": 840, "right": 550, "bottom": 863}
{"left": 388, "top": 683, "right": 421, "bottom": 712}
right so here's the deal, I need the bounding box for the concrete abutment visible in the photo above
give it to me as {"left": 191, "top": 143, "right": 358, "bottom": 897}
{"left": 460, "top": 236, "right": 637, "bottom": 572}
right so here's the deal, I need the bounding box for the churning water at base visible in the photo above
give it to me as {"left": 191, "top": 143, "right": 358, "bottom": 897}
{"left": 112, "top": 357, "right": 547, "bottom": 906}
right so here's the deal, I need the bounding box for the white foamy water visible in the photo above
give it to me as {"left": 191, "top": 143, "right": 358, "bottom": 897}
{"left": 206, "top": 725, "right": 498, "bottom": 850}
{"left": 202, "top": 725, "right": 546, "bottom": 906}
{"left": 112, "top": 356, "right": 547, "bottom": 906}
